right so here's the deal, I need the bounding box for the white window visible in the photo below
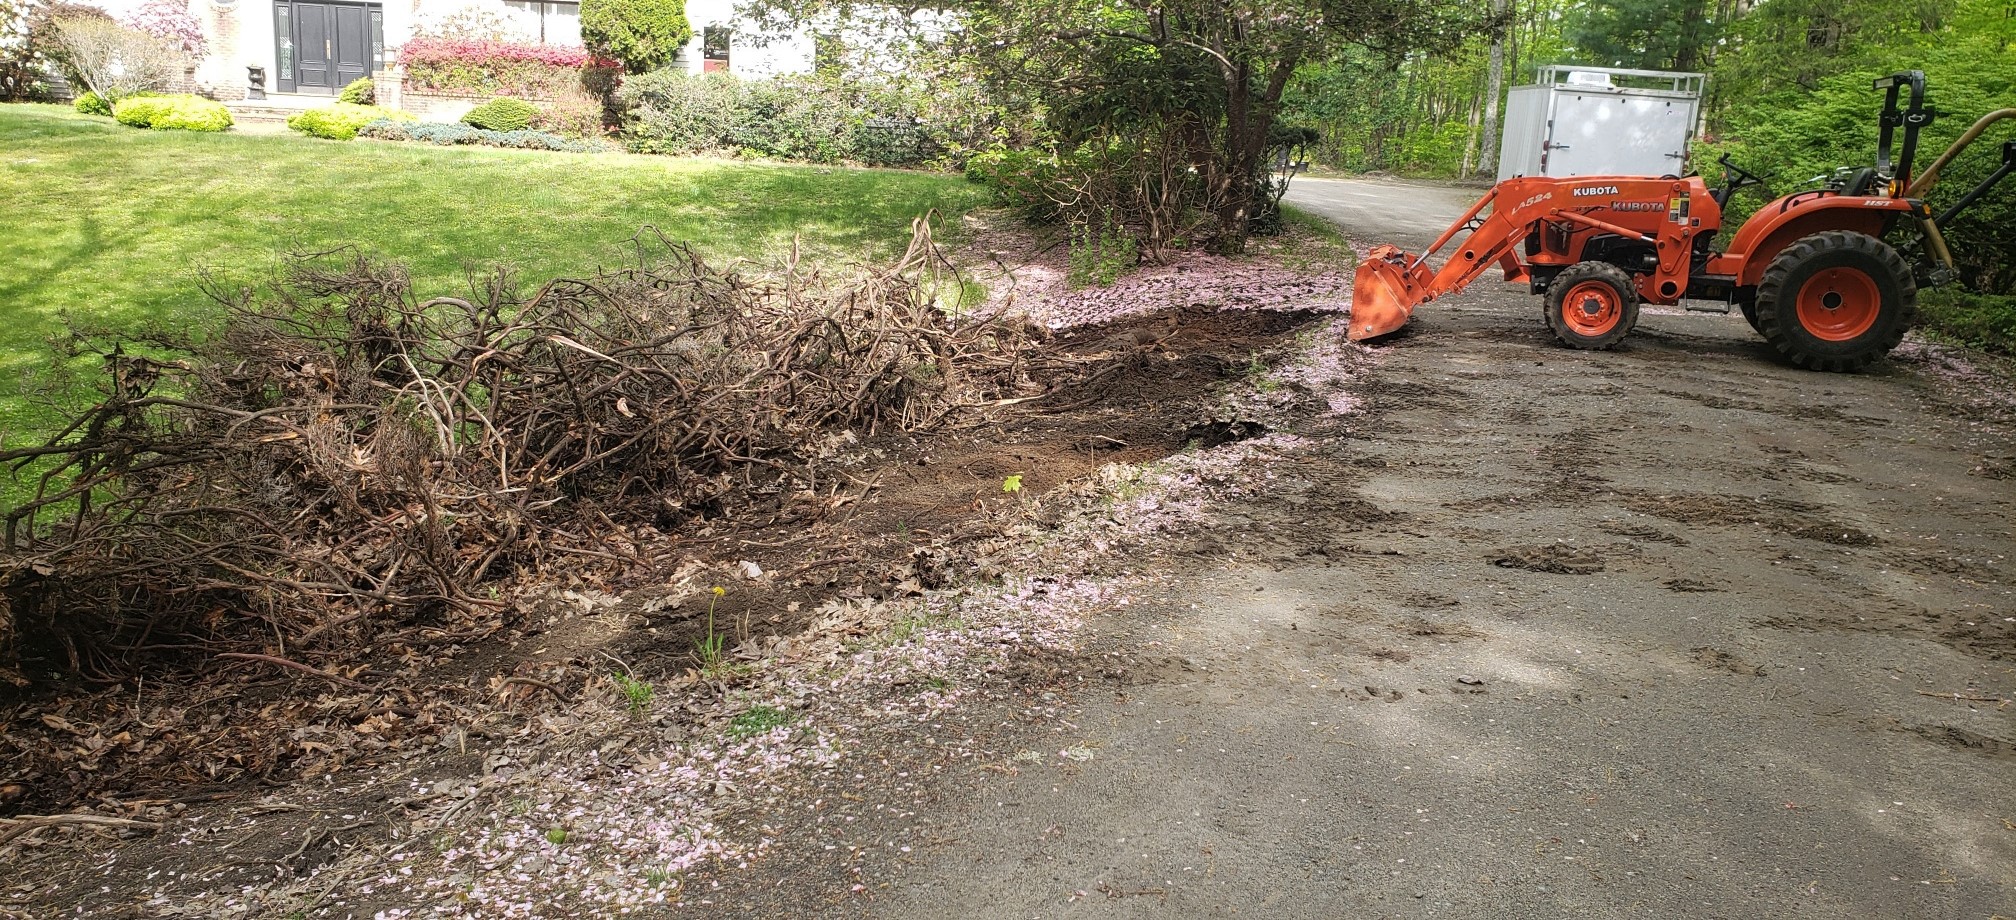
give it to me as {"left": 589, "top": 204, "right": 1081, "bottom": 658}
{"left": 502, "top": 0, "right": 581, "bottom": 45}
{"left": 700, "top": 24, "right": 730, "bottom": 71}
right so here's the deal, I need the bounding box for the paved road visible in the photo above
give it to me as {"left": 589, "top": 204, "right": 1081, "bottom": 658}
{"left": 849, "top": 177, "right": 2016, "bottom": 919}
{"left": 1285, "top": 175, "right": 1484, "bottom": 245}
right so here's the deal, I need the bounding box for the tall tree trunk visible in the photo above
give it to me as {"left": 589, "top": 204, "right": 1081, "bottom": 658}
{"left": 1215, "top": 57, "right": 1254, "bottom": 247}
{"left": 1214, "top": 51, "right": 1302, "bottom": 253}
{"left": 1673, "top": 0, "right": 1708, "bottom": 71}
{"left": 1460, "top": 85, "right": 1482, "bottom": 178}
{"left": 1478, "top": 0, "right": 1510, "bottom": 179}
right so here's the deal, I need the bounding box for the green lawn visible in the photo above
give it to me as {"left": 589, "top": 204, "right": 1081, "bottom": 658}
{"left": 0, "top": 104, "right": 991, "bottom": 439}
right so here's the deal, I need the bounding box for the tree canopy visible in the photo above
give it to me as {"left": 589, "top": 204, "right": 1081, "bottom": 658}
{"left": 754, "top": 0, "right": 1490, "bottom": 251}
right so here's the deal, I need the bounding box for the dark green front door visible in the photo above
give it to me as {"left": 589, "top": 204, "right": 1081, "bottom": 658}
{"left": 276, "top": 0, "right": 378, "bottom": 93}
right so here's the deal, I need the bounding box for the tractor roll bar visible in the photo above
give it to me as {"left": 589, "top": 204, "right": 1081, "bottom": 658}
{"left": 1873, "top": 71, "right": 1932, "bottom": 188}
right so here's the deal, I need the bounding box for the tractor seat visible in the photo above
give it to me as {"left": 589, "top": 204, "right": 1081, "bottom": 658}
{"left": 1841, "top": 167, "right": 1881, "bottom": 196}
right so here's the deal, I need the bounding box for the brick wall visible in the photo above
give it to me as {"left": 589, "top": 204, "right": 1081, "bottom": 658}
{"left": 395, "top": 90, "right": 485, "bottom": 122}
{"left": 202, "top": 2, "right": 248, "bottom": 101}
{"left": 392, "top": 69, "right": 556, "bottom": 121}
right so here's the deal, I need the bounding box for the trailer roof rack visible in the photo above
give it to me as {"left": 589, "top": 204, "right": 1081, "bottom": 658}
{"left": 1531, "top": 64, "right": 1705, "bottom": 96}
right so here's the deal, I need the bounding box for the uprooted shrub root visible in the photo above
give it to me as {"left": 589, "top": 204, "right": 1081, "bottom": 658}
{"left": 0, "top": 220, "right": 1034, "bottom": 688}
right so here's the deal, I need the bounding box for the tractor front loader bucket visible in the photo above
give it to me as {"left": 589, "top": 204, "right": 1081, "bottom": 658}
{"left": 1349, "top": 244, "right": 1431, "bottom": 341}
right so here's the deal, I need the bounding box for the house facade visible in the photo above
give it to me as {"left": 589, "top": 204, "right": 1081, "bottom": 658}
{"left": 86, "top": 0, "right": 814, "bottom": 105}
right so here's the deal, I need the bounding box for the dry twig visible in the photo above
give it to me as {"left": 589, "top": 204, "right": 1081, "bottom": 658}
{"left": 1914, "top": 689, "right": 2012, "bottom": 704}
{"left": 214, "top": 653, "right": 366, "bottom": 689}
{"left": 0, "top": 814, "right": 162, "bottom": 846}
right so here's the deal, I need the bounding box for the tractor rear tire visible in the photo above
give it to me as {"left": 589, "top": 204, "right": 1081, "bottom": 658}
{"left": 1753, "top": 231, "right": 1914, "bottom": 372}
{"left": 1544, "top": 262, "right": 1640, "bottom": 350}
{"left": 1738, "top": 298, "right": 1761, "bottom": 333}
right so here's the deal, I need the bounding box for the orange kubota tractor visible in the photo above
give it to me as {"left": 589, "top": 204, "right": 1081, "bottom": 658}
{"left": 1350, "top": 71, "right": 2016, "bottom": 371}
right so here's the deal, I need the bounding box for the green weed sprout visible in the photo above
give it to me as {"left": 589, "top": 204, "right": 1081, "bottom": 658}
{"left": 612, "top": 671, "right": 654, "bottom": 717}
{"left": 727, "top": 704, "right": 792, "bottom": 740}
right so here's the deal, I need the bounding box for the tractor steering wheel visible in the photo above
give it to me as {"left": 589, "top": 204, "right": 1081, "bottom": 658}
{"left": 1715, "top": 153, "right": 1773, "bottom": 206}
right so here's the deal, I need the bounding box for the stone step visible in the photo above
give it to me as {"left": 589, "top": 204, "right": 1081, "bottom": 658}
{"left": 223, "top": 104, "right": 322, "bottom": 121}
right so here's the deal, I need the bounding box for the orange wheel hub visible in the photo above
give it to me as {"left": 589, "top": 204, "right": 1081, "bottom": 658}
{"left": 1794, "top": 267, "right": 1880, "bottom": 342}
{"left": 1560, "top": 281, "right": 1622, "bottom": 337}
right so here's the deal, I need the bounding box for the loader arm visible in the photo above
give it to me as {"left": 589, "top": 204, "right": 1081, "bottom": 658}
{"left": 1349, "top": 177, "right": 1688, "bottom": 341}
{"left": 1349, "top": 185, "right": 1533, "bottom": 341}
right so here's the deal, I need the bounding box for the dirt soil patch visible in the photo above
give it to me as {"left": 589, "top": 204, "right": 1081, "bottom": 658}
{"left": 1487, "top": 543, "right": 1612, "bottom": 574}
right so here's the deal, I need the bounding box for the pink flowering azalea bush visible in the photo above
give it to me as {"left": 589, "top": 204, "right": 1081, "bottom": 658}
{"left": 400, "top": 37, "right": 614, "bottom": 97}
{"left": 123, "top": 0, "right": 206, "bottom": 60}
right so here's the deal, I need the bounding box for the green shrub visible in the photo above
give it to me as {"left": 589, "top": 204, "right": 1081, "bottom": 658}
{"left": 853, "top": 115, "right": 938, "bottom": 167}
{"left": 74, "top": 90, "right": 112, "bottom": 116}
{"left": 1068, "top": 216, "right": 1139, "bottom": 287}
{"left": 615, "top": 69, "right": 955, "bottom": 166}
{"left": 617, "top": 69, "right": 742, "bottom": 155}
{"left": 964, "top": 146, "right": 1069, "bottom": 222}
{"left": 338, "top": 76, "right": 374, "bottom": 105}
{"left": 1919, "top": 289, "right": 2016, "bottom": 355}
{"left": 112, "top": 94, "right": 233, "bottom": 132}
{"left": 153, "top": 97, "right": 232, "bottom": 132}
{"left": 461, "top": 96, "right": 539, "bottom": 132}
{"left": 77, "top": 90, "right": 163, "bottom": 117}
{"left": 965, "top": 139, "right": 1187, "bottom": 262}
{"left": 580, "top": 0, "right": 690, "bottom": 74}
{"left": 112, "top": 96, "right": 167, "bottom": 128}
{"left": 533, "top": 87, "right": 606, "bottom": 138}
{"left": 287, "top": 103, "right": 412, "bottom": 140}
{"left": 357, "top": 118, "right": 425, "bottom": 142}
{"left": 731, "top": 78, "right": 855, "bottom": 163}
{"left": 614, "top": 68, "right": 969, "bottom": 166}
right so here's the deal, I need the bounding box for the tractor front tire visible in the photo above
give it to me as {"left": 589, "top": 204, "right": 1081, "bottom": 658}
{"left": 1753, "top": 231, "right": 1914, "bottom": 372}
{"left": 1544, "top": 262, "right": 1640, "bottom": 350}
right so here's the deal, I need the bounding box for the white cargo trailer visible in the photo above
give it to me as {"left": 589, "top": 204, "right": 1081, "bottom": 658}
{"left": 1496, "top": 65, "right": 1705, "bottom": 182}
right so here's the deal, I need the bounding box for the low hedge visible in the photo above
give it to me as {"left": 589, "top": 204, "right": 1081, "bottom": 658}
{"left": 400, "top": 38, "right": 607, "bottom": 98}
{"left": 358, "top": 118, "right": 606, "bottom": 152}
{"left": 461, "top": 97, "right": 539, "bottom": 132}
{"left": 616, "top": 69, "right": 941, "bottom": 166}
{"left": 288, "top": 103, "right": 413, "bottom": 140}
{"left": 112, "top": 94, "right": 233, "bottom": 132}
{"left": 78, "top": 90, "right": 166, "bottom": 117}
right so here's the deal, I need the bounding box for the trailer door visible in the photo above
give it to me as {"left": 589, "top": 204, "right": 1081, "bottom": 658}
{"left": 1544, "top": 91, "right": 1694, "bottom": 178}
{"left": 1496, "top": 86, "right": 1551, "bottom": 181}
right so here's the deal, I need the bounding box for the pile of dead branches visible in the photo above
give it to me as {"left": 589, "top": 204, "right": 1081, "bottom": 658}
{"left": 0, "top": 220, "right": 1034, "bottom": 686}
